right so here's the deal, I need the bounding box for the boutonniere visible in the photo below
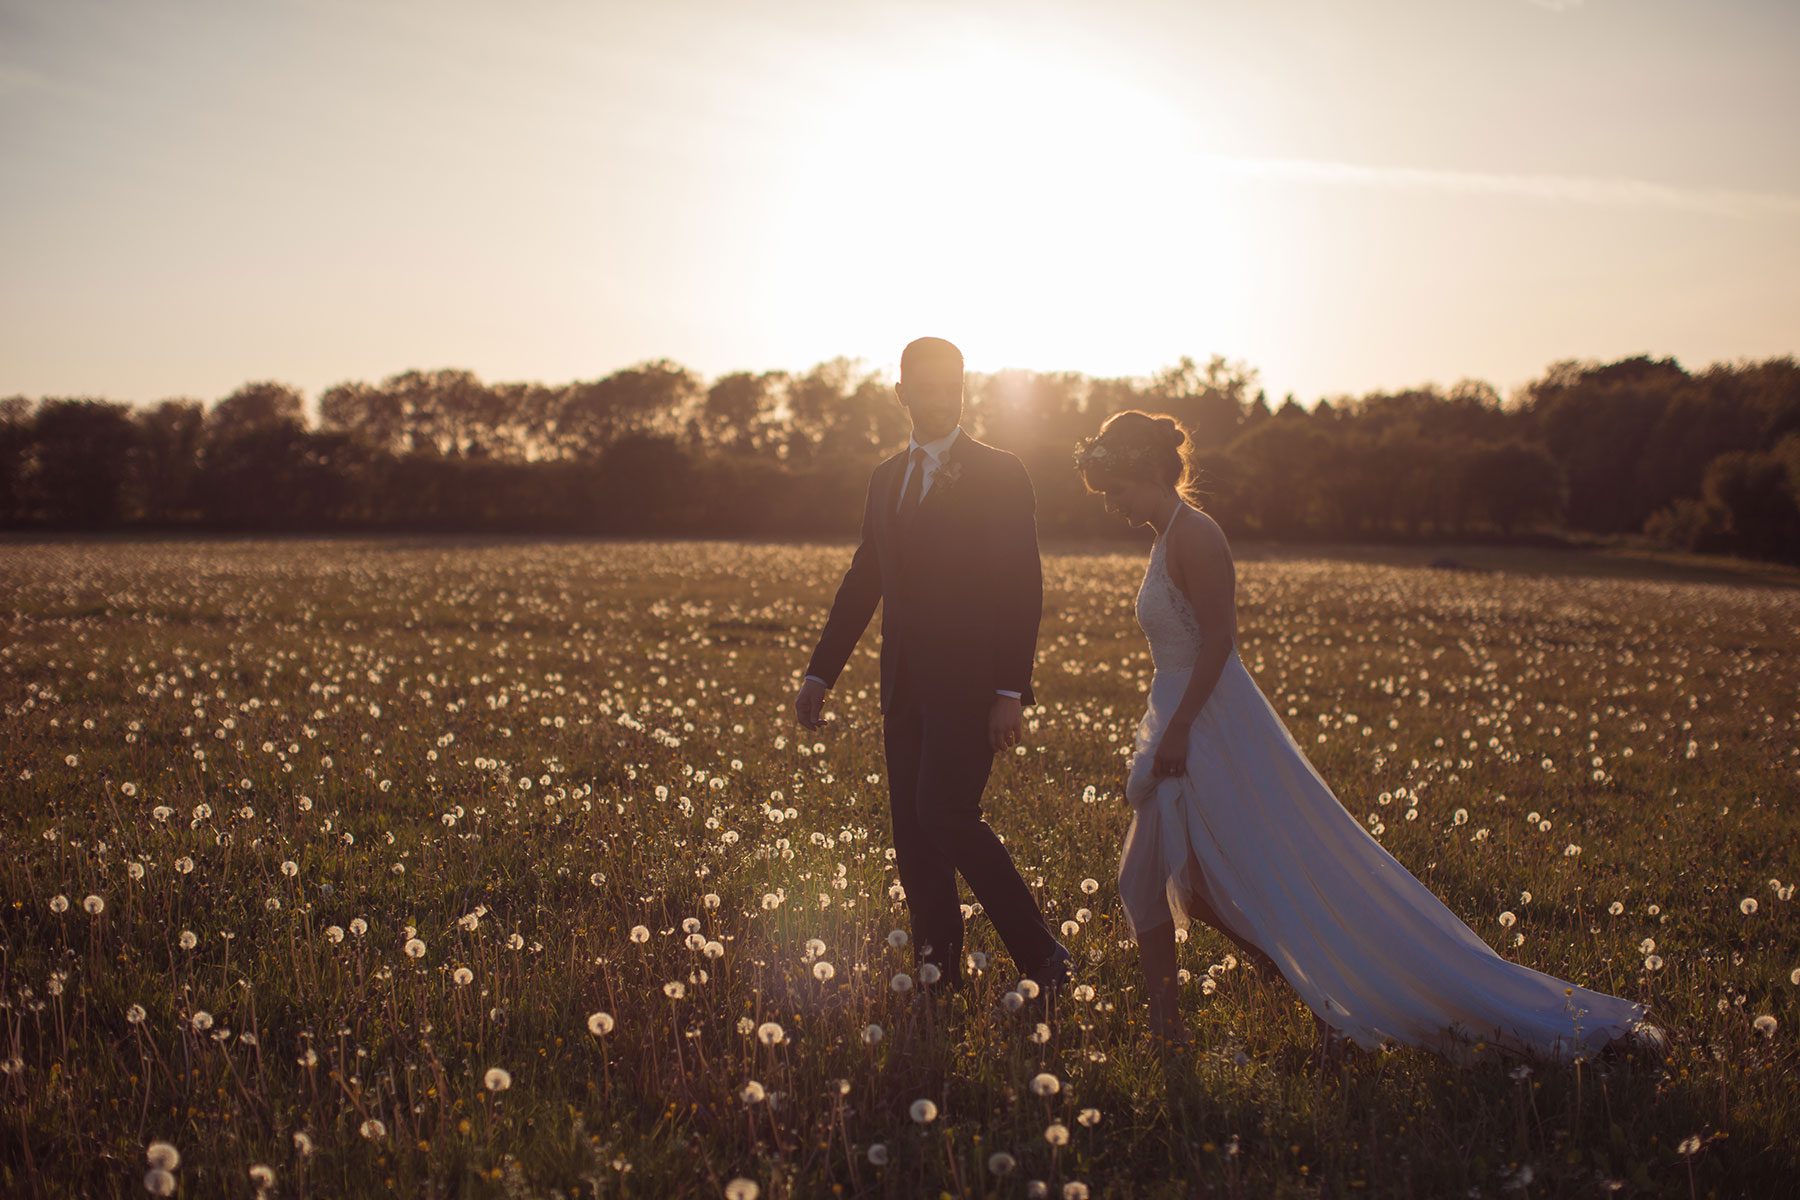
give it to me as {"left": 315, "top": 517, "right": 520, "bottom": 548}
{"left": 930, "top": 458, "right": 967, "bottom": 497}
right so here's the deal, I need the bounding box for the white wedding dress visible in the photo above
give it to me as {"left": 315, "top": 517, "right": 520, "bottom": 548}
{"left": 1117, "top": 503, "right": 1657, "bottom": 1062}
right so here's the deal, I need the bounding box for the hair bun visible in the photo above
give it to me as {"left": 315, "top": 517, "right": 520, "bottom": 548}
{"left": 1156, "top": 417, "right": 1184, "bottom": 448}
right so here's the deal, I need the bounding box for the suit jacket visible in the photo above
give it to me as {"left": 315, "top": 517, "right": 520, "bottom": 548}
{"left": 805, "top": 432, "right": 1043, "bottom": 713}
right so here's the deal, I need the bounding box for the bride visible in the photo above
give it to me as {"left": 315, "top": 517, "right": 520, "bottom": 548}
{"left": 1075, "top": 410, "right": 1666, "bottom": 1065}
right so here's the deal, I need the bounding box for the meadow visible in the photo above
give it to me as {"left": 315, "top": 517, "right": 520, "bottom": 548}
{"left": 1, "top": 536, "right": 1795, "bottom": 1199}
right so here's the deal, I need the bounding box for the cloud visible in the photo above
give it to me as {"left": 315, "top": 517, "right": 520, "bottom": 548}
{"left": 1210, "top": 155, "right": 1800, "bottom": 220}
{"left": 0, "top": 60, "right": 51, "bottom": 96}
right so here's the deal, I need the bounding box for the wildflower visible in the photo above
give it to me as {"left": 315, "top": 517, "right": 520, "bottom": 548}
{"left": 1077, "top": 1108, "right": 1101, "bottom": 1127}
{"left": 862, "top": 1023, "right": 883, "bottom": 1045}
{"left": 989, "top": 1151, "right": 1017, "bottom": 1175}
{"left": 630, "top": 925, "right": 651, "bottom": 944}
{"left": 1044, "top": 1122, "right": 1070, "bottom": 1147}
{"left": 1753, "top": 1014, "right": 1777, "bottom": 1036}
{"left": 405, "top": 938, "right": 426, "bottom": 959}
{"left": 179, "top": 930, "right": 198, "bottom": 950}
{"left": 1001, "top": 990, "right": 1025, "bottom": 1013}
{"left": 1644, "top": 954, "right": 1664, "bottom": 971}
{"left": 1030, "top": 1072, "right": 1060, "bottom": 1097}
{"left": 146, "top": 1142, "right": 180, "bottom": 1170}
{"left": 1677, "top": 1135, "right": 1701, "bottom": 1156}
{"left": 867, "top": 1143, "right": 889, "bottom": 1166}
{"left": 127, "top": 1004, "right": 147, "bottom": 1024}
{"left": 813, "top": 961, "right": 835, "bottom": 982}
{"left": 483, "top": 1067, "right": 511, "bottom": 1091}
{"left": 249, "top": 1164, "right": 275, "bottom": 1189}
{"left": 1498, "top": 911, "right": 1516, "bottom": 927}
{"left": 663, "top": 981, "right": 686, "bottom": 999}
{"left": 890, "top": 972, "right": 913, "bottom": 994}
{"left": 740, "top": 1080, "right": 766, "bottom": 1104}
{"left": 1063, "top": 1184, "right": 1090, "bottom": 1200}
{"left": 1741, "top": 898, "right": 1758, "bottom": 915}
{"left": 360, "top": 1118, "right": 386, "bottom": 1140}
{"left": 1608, "top": 901, "right": 1624, "bottom": 916}
{"left": 325, "top": 926, "right": 345, "bottom": 944}
{"left": 724, "top": 1180, "right": 759, "bottom": 1200}
{"left": 144, "top": 1169, "right": 176, "bottom": 1196}
{"left": 909, "top": 1098, "right": 938, "bottom": 1124}
{"left": 453, "top": 967, "right": 474, "bottom": 986}
{"left": 190, "top": 1011, "right": 213, "bottom": 1032}
{"left": 588, "top": 1012, "right": 615, "bottom": 1036}
{"left": 49, "top": 895, "right": 68, "bottom": 914}
{"left": 1080, "top": 878, "right": 1099, "bottom": 895}
{"left": 83, "top": 894, "right": 104, "bottom": 914}
{"left": 756, "top": 1022, "right": 785, "bottom": 1046}
{"left": 886, "top": 929, "right": 908, "bottom": 949}
{"left": 918, "top": 962, "right": 941, "bottom": 985}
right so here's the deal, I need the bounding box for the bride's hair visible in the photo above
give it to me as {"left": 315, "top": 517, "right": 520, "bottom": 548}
{"left": 1076, "top": 410, "right": 1207, "bottom": 506}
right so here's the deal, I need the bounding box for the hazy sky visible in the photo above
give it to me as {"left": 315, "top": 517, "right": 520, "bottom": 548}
{"left": 3, "top": 0, "right": 1797, "bottom": 410}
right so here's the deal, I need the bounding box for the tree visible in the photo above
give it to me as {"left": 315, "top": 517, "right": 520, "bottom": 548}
{"left": 0, "top": 396, "right": 31, "bottom": 524}
{"left": 1146, "top": 355, "right": 1257, "bottom": 451}
{"left": 28, "top": 399, "right": 139, "bottom": 526}
{"left": 1702, "top": 447, "right": 1800, "bottom": 562}
{"left": 1462, "top": 440, "right": 1567, "bottom": 535}
{"left": 133, "top": 399, "right": 206, "bottom": 524}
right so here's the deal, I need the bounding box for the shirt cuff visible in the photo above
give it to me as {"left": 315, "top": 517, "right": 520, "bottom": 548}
{"left": 804, "top": 674, "right": 830, "bottom": 689}
{"left": 995, "top": 689, "right": 1022, "bottom": 699}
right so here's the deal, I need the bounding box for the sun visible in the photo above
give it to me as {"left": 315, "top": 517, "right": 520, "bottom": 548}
{"left": 766, "top": 34, "right": 1250, "bottom": 376}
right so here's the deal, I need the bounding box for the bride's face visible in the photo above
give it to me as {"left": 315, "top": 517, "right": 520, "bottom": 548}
{"left": 1097, "top": 476, "right": 1166, "bottom": 527}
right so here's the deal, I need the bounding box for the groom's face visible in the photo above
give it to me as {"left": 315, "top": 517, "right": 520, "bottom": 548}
{"left": 896, "top": 368, "right": 962, "bottom": 439}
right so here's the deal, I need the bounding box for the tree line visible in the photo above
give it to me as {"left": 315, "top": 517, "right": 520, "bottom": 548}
{"left": 3, "top": 353, "right": 1797, "bottom": 562}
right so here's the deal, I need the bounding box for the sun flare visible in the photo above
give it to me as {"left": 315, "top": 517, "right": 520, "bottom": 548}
{"left": 769, "top": 39, "right": 1250, "bottom": 374}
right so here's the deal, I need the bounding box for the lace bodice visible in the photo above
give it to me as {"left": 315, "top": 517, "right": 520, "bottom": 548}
{"left": 1135, "top": 505, "right": 1205, "bottom": 674}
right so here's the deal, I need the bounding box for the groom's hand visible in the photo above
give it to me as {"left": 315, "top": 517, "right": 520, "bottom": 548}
{"left": 988, "top": 695, "right": 1024, "bottom": 753}
{"left": 794, "top": 677, "right": 829, "bottom": 730}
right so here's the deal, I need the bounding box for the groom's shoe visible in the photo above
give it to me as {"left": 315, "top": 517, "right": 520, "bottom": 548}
{"left": 1027, "top": 943, "right": 1073, "bottom": 992}
{"left": 1021, "top": 943, "right": 1073, "bottom": 1024}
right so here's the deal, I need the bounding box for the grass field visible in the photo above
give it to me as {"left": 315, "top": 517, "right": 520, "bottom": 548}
{"left": 2, "top": 536, "right": 1795, "bottom": 1199}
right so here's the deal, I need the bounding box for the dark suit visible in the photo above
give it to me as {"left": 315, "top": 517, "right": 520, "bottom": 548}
{"left": 805, "top": 429, "right": 1059, "bottom": 983}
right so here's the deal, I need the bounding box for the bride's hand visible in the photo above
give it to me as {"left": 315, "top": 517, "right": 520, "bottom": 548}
{"left": 1151, "top": 721, "right": 1190, "bottom": 779}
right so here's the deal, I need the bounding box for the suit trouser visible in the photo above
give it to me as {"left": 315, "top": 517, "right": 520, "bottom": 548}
{"left": 883, "top": 674, "right": 1057, "bottom": 984}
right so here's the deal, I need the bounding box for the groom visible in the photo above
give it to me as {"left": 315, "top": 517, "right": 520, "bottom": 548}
{"left": 794, "top": 336, "right": 1070, "bottom": 996}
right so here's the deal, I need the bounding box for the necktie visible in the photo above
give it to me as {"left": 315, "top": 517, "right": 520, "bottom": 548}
{"left": 896, "top": 446, "right": 927, "bottom": 526}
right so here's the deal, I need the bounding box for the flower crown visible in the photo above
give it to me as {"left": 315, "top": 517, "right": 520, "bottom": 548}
{"left": 1072, "top": 433, "right": 1158, "bottom": 475}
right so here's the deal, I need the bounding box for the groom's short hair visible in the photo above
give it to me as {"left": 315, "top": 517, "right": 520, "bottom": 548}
{"left": 900, "top": 337, "right": 963, "bottom": 382}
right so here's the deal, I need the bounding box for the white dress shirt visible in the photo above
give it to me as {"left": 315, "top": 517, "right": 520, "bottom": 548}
{"left": 807, "top": 425, "right": 1022, "bottom": 700}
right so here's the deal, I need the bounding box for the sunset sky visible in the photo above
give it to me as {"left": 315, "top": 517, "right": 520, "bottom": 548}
{"left": 2, "top": 0, "right": 1797, "bottom": 411}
